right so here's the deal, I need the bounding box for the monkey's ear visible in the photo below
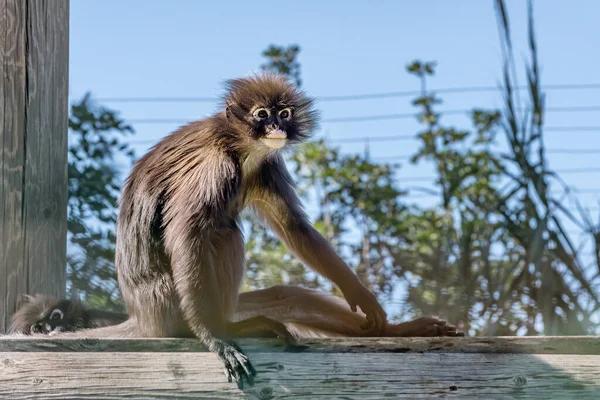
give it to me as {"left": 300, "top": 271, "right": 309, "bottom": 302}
{"left": 17, "top": 294, "right": 34, "bottom": 308}
{"left": 225, "top": 103, "right": 244, "bottom": 122}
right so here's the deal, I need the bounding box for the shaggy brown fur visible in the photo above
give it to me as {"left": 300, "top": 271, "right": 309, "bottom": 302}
{"left": 111, "top": 72, "right": 392, "bottom": 387}
{"left": 8, "top": 294, "right": 126, "bottom": 335}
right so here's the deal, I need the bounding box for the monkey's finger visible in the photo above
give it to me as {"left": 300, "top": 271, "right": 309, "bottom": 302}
{"left": 223, "top": 364, "right": 233, "bottom": 384}
{"left": 376, "top": 312, "right": 386, "bottom": 330}
{"left": 373, "top": 307, "right": 387, "bottom": 330}
{"left": 247, "top": 360, "right": 257, "bottom": 376}
{"left": 231, "top": 367, "right": 244, "bottom": 390}
{"left": 360, "top": 318, "right": 374, "bottom": 330}
{"left": 350, "top": 303, "right": 358, "bottom": 313}
{"left": 369, "top": 309, "right": 387, "bottom": 333}
{"left": 233, "top": 353, "right": 255, "bottom": 384}
{"left": 244, "top": 370, "right": 254, "bottom": 387}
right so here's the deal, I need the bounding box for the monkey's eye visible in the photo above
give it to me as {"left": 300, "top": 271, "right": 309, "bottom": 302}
{"left": 253, "top": 108, "right": 270, "bottom": 119}
{"left": 279, "top": 108, "right": 293, "bottom": 120}
{"left": 49, "top": 309, "right": 64, "bottom": 320}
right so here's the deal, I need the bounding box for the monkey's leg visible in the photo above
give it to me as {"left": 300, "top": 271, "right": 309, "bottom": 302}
{"left": 168, "top": 226, "right": 296, "bottom": 387}
{"left": 166, "top": 226, "right": 259, "bottom": 388}
{"left": 236, "top": 286, "right": 463, "bottom": 338}
{"left": 236, "top": 286, "right": 379, "bottom": 337}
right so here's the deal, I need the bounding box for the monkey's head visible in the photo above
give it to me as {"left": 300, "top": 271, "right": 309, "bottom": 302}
{"left": 8, "top": 294, "right": 87, "bottom": 335}
{"left": 223, "top": 72, "right": 319, "bottom": 151}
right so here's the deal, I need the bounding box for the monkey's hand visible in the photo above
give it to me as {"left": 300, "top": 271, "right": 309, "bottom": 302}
{"left": 343, "top": 284, "right": 387, "bottom": 333}
{"left": 217, "top": 340, "right": 257, "bottom": 389}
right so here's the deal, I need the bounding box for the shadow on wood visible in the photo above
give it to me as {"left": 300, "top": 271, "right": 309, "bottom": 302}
{"left": 0, "top": 336, "right": 599, "bottom": 399}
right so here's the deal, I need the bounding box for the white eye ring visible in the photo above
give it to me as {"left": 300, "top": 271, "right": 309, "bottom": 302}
{"left": 49, "top": 308, "right": 64, "bottom": 320}
{"left": 279, "top": 108, "right": 293, "bottom": 120}
{"left": 253, "top": 108, "right": 270, "bottom": 119}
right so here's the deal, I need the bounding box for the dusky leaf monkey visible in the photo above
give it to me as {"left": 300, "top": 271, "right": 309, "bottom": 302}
{"left": 5, "top": 73, "right": 460, "bottom": 388}
{"left": 10, "top": 286, "right": 461, "bottom": 338}
{"left": 8, "top": 294, "right": 127, "bottom": 335}
{"left": 115, "top": 71, "right": 391, "bottom": 387}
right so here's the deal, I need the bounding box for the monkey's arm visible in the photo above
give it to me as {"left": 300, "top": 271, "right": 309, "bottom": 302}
{"left": 250, "top": 156, "right": 387, "bottom": 332}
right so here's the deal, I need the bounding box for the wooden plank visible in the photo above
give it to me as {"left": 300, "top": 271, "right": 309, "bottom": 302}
{"left": 23, "top": 0, "right": 69, "bottom": 299}
{"left": 0, "top": 352, "right": 598, "bottom": 399}
{"left": 0, "top": 336, "right": 599, "bottom": 355}
{"left": 0, "top": 0, "right": 28, "bottom": 336}
{"left": 1, "top": 337, "right": 598, "bottom": 398}
{"left": 0, "top": 0, "right": 69, "bottom": 333}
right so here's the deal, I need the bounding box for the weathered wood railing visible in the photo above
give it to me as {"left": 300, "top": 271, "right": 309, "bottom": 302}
{"left": 0, "top": 336, "right": 599, "bottom": 399}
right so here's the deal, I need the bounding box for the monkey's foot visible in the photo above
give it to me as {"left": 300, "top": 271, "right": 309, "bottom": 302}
{"left": 230, "top": 316, "right": 299, "bottom": 347}
{"left": 217, "top": 340, "right": 257, "bottom": 389}
{"left": 264, "top": 319, "right": 299, "bottom": 347}
{"left": 390, "top": 316, "right": 464, "bottom": 337}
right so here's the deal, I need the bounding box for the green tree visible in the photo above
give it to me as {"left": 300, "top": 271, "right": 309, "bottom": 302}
{"left": 67, "top": 93, "right": 135, "bottom": 311}
{"left": 261, "top": 44, "right": 302, "bottom": 87}
{"left": 394, "top": 0, "right": 599, "bottom": 335}
{"left": 66, "top": 1, "right": 599, "bottom": 335}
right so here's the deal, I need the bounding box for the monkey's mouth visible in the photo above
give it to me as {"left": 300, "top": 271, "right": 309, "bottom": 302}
{"left": 260, "top": 129, "right": 287, "bottom": 149}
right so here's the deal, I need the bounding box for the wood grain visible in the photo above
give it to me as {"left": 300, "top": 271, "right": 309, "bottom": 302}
{"left": 0, "top": 0, "right": 69, "bottom": 333}
{"left": 0, "top": 336, "right": 599, "bottom": 354}
{"left": 0, "top": 351, "right": 598, "bottom": 399}
{"left": 0, "top": 0, "right": 28, "bottom": 336}
{"left": 1, "top": 337, "right": 599, "bottom": 398}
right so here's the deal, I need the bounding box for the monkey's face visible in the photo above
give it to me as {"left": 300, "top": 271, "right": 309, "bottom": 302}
{"left": 30, "top": 300, "right": 86, "bottom": 335}
{"left": 224, "top": 73, "right": 319, "bottom": 151}
{"left": 249, "top": 105, "right": 296, "bottom": 150}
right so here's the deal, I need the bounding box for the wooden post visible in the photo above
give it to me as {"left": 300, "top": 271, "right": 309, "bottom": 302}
{"left": 0, "top": 0, "right": 70, "bottom": 333}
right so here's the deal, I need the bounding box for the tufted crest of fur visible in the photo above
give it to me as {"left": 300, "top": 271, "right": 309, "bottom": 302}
{"left": 222, "top": 71, "right": 320, "bottom": 144}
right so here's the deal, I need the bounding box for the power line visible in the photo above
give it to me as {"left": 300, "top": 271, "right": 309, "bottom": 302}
{"left": 94, "top": 83, "right": 600, "bottom": 104}
{"left": 372, "top": 148, "right": 600, "bottom": 162}
{"left": 566, "top": 188, "right": 600, "bottom": 194}
{"left": 128, "top": 125, "right": 600, "bottom": 146}
{"left": 125, "top": 105, "right": 600, "bottom": 127}
{"left": 125, "top": 110, "right": 464, "bottom": 126}
{"left": 379, "top": 167, "right": 600, "bottom": 185}
{"left": 547, "top": 149, "right": 600, "bottom": 155}
{"left": 545, "top": 126, "right": 600, "bottom": 131}
{"left": 555, "top": 167, "right": 600, "bottom": 174}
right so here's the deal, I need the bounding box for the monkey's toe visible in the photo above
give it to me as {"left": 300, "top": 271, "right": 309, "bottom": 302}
{"left": 403, "top": 316, "right": 464, "bottom": 337}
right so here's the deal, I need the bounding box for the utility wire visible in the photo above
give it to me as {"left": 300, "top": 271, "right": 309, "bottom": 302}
{"left": 95, "top": 83, "right": 600, "bottom": 103}
{"left": 125, "top": 105, "right": 600, "bottom": 127}
{"left": 372, "top": 148, "right": 600, "bottom": 162}
{"left": 326, "top": 167, "right": 600, "bottom": 185}
{"left": 129, "top": 126, "right": 600, "bottom": 146}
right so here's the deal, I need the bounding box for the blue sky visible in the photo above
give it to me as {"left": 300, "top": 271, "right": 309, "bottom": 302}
{"left": 69, "top": 1, "right": 600, "bottom": 315}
